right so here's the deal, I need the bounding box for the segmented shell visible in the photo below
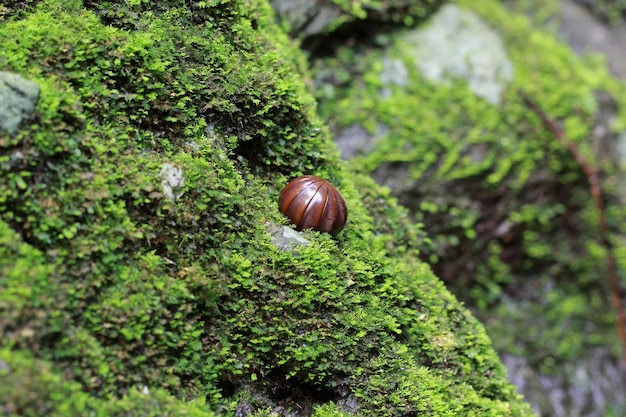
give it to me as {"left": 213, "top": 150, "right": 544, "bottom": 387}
{"left": 278, "top": 175, "right": 348, "bottom": 236}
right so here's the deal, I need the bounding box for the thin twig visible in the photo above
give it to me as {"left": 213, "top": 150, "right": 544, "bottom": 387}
{"left": 519, "top": 89, "right": 626, "bottom": 366}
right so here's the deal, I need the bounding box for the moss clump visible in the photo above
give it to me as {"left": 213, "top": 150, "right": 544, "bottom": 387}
{"left": 1, "top": 0, "right": 533, "bottom": 415}
{"left": 0, "top": 348, "right": 213, "bottom": 416}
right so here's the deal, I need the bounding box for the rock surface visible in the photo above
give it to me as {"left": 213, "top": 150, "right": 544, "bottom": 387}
{"left": 393, "top": 4, "right": 514, "bottom": 105}
{"left": 562, "top": 0, "right": 626, "bottom": 79}
{"left": 0, "top": 71, "right": 40, "bottom": 134}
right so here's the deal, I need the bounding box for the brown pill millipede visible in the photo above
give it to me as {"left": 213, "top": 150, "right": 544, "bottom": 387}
{"left": 278, "top": 175, "right": 348, "bottom": 236}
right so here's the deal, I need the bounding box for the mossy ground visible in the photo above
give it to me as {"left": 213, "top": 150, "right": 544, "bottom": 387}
{"left": 0, "top": 0, "right": 533, "bottom": 416}
{"left": 312, "top": 0, "right": 626, "bottom": 391}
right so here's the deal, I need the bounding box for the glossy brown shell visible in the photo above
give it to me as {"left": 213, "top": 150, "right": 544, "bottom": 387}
{"left": 279, "top": 175, "right": 348, "bottom": 236}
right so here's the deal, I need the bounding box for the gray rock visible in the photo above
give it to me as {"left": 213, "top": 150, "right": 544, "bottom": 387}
{"left": 334, "top": 123, "right": 388, "bottom": 160}
{"left": 501, "top": 346, "right": 626, "bottom": 417}
{"left": 391, "top": 4, "right": 514, "bottom": 105}
{"left": 159, "top": 163, "right": 185, "bottom": 201}
{"left": 270, "top": 0, "right": 341, "bottom": 37}
{"left": 268, "top": 223, "right": 309, "bottom": 251}
{"left": 380, "top": 56, "right": 409, "bottom": 99}
{"left": 0, "top": 71, "right": 40, "bottom": 134}
{"left": 557, "top": 0, "right": 626, "bottom": 79}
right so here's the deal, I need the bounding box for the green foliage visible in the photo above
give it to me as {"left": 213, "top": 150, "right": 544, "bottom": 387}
{"left": 0, "top": 348, "right": 215, "bottom": 416}
{"left": 355, "top": 343, "right": 531, "bottom": 417}
{"left": 311, "top": 403, "right": 351, "bottom": 417}
{"left": 208, "top": 225, "right": 531, "bottom": 415}
{"left": 0, "top": 348, "right": 96, "bottom": 417}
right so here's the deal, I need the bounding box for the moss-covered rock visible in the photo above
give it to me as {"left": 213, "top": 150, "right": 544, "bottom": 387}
{"left": 0, "top": 348, "right": 212, "bottom": 417}
{"left": 0, "top": 0, "right": 534, "bottom": 415}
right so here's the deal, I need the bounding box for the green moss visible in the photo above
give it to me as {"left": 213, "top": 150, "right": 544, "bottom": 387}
{"left": 0, "top": 348, "right": 214, "bottom": 416}
{"left": 1, "top": 0, "right": 533, "bottom": 415}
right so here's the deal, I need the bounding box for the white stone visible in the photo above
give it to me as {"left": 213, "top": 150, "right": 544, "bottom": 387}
{"left": 392, "top": 4, "right": 514, "bottom": 105}
{"left": 159, "top": 163, "right": 185, "bottom": 201}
